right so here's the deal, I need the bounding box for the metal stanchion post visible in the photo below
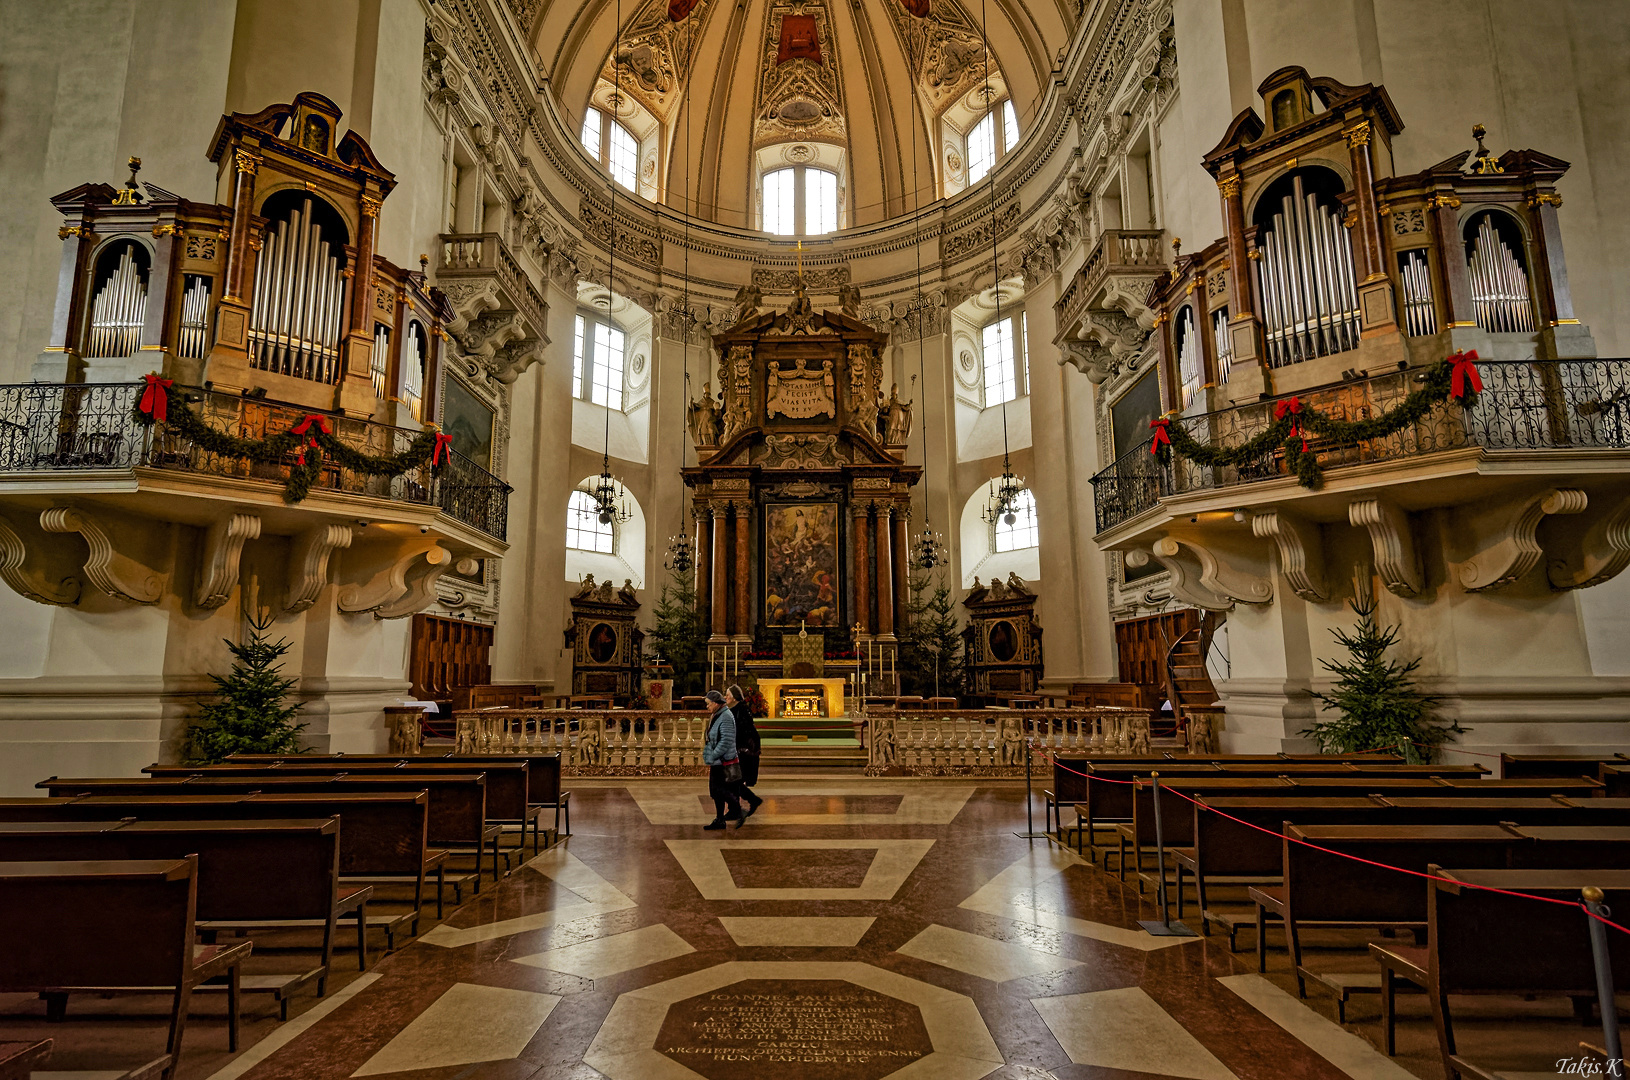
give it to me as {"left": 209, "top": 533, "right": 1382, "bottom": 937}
{"left": 1139, "top": 772, "right": 1196, "bottom": 936}
{"left": 1015, "top": 726, "right": 1050, "bottom": 839}
{"left": 1582, "top": 887, "right": 1624, "bottom": 1066}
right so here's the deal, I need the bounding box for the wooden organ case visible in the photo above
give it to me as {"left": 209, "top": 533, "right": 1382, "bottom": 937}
{"left": 961, "top": 575, "right": 1044, "bottom": 702}
{"left": 1108, "top": 66, "right": 1590, "bottom": 418}
{"left": 681, "top": 290, "right": 920, "bottom": 694}
{"left": 41, "top": 91, "right": 449, "bottom": 426}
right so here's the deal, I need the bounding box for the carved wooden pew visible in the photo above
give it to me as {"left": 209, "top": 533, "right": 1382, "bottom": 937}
{"left": 1500, "top": 751, "right": 1627, "bottom": 778}
{"left": 0, "top": 856, "right": 251, "bottom": 1080}
{"left": 0, "top": 818, "right": 367, "bottom": 1020}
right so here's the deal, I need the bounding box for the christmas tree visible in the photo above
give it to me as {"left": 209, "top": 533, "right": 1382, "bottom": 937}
{"left": 898, "top": 566, "right": 963, "bottom": 699}
{"left": 1302, "top": 581, "right": 1462, "bottom": 763}
{"left": 648, "top": 569, "right": 707, "bottom": 698}
{"left": 186, "top": 611, "right": 307, "bottom": 764}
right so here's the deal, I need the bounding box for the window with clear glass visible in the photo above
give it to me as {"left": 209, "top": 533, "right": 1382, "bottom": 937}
{"left": 967, "top": 112, "right": 997, "bottom": 184}
{"left": 1002, "top": 100, "right": 1019, "bottom": 152}
{"left": 567, "top": 489, "right": 615, "bottom": 552}
{"left": 580, "top": 107, "right": 638, "bottom": 193}
{"left": 572, "top": 312, "right": 626, "bottom": 410}
{"left": 993, "top": 488, "right": 1039, "bottom": 551}
{"left": 982, "top": 317, "right": 1017, "bottom": 407}
{"left": 761, "top": 164, "right": 840, "bottom": 236}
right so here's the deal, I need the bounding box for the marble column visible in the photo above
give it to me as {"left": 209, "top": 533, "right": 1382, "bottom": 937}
{"left": 1344, "top": 121, "right": 1384, "bottom": 282}
{"left": 852, "top": 504, "right": 870, "bottom": 633}
{"left": 892, "top": 506, "right": 909, "bottom": 633}
{"left": 733, "top": 505, "right": 750, "bottom": 640}
{"left": 697, "top": 506, "right": 713, "bottom": 632}
{"left": 875, "top": 506, "right": 894, "bottom": 639}
{"left": 710, "top": 505, "right": 729, "bottom": 641}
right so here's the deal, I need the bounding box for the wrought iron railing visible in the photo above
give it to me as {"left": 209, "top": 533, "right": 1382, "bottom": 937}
{"left": 1089, "top": 359, "right": 1630, "bottom": 534}
{"left": 0, "top": 382, "right": 511, "bottom": 540}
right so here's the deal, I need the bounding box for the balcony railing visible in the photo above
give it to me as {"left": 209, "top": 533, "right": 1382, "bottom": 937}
{"left": 437, "top": 231, "right": 548, "bottom": 335}
{"left": 1089, "top": 359, "right": 1630, "bottom": 534}
{"left": 1056, "top": 228, "right": 1165, "bottom": 334}
{"left": 0, "top": 382, "right": 511, "bottom": 541}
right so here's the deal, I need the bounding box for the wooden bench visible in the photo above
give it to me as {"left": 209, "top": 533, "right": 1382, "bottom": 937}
{"left": 1250, "top": 825, "right": 1517, "bottom": 1000}
{"left": 1177, "top": 796, "right": 1630, "bottom": 948}
{"left": 1500, "top": 752, "right": 1627, "bottom": 778}
{"left": 0, "top": 792, "right": 447, "bottom": 927}
{"left": 40, "top": 774, "right": 501, "bottom": 891}
{"left": 231, "top": 752, "right": 570, "bottom": 842}
{"left": 1371, "top": 868, "right": 1630, "bottom": 1074}
{"left": 0, "top": 818, "right": 367, "bottom": 1019}
{"left": 0, "top": 856, "right": 251, "bottom": 1079}
{"left": 150, "top": 760, "right": 543, "bottom": 860}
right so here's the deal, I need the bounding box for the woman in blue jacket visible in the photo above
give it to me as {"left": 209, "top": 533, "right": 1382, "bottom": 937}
{"left": 702, "top": 689, "right": 742, "bottom": 829}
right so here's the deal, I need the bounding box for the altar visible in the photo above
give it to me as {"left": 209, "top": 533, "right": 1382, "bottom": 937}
{"left": 757, "top": 678, "right": 847, "bottom": 718}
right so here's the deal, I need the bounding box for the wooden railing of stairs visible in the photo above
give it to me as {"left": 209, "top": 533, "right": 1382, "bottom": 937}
{"left": 1160, "top": 611, "right": 1222, "bottom": 743}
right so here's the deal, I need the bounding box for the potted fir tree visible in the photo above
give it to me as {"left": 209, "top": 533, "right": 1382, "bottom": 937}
{"left": 186, "top": 609, "right": 307, "bottom": 764}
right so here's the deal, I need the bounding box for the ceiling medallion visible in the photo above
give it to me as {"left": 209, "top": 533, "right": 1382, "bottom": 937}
{"left": 787, "top": 143, "right": 815, "bottom": 162}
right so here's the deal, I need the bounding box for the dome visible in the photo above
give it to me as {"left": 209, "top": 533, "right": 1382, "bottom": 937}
{"left": 534, "top": 0, "right": 1065, "bottom": 231}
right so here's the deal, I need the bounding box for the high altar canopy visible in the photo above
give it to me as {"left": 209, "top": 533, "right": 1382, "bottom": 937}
{"left": 683, "top": 288, "right": 919, "bottom": 690}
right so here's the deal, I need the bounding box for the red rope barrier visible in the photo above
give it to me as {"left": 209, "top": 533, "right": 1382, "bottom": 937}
{"left": 1040, "top": 752, "right": 1630, "bottom": 938}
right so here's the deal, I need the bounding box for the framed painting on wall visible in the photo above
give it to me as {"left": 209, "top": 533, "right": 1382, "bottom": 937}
{"left": 442, "top": 377, "right": 494, "bottom": 469}
{"left": 763, "top": 503, "right": 840, "bottom": 627}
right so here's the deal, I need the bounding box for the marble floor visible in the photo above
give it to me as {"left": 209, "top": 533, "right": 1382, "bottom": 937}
{"left": 0, "top": 780, "right": 1594, "bottom": 1079}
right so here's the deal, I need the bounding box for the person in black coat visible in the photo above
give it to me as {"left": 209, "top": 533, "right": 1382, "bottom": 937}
{"left": 725, "top": 684, "right": 764, "bottom": 817}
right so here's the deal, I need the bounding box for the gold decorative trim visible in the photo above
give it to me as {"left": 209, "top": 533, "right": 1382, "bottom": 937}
{"left": 1528, "top": 192, "right": 1563, "bottom": 208}
{"left": 233, "top": 149, "right": 260, "bottom": 175}
{"left": 56, "top": 224, "right": 89, "bottom": 240}
{"left": 1425, "top": 194, "right": 1462, "bottom": 210}
{"left": 151, "top": 223, "right": 182, "bottom": 238}
{"left": 1217, "top": 175, "right": 1241, "bottom": 199}
{"left": 1344, "top": 121, "right": 1372, "bottom": 148}
{"left": 360, "top": 195, "right": 383, "bottom": 218}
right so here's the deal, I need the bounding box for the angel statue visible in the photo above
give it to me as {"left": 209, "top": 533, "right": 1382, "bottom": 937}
{"left": 733, "top": 281, "right": 763, "bottom": 321}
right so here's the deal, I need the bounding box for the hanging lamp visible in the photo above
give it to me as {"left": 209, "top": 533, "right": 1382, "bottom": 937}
{"left": 973, "top": 0, "right": 1024, "bottom": 529}
{"left": 664, "top": 8, "right": 702, "bottom": 574}
{"left": 592, "top": 0, "right": 632, "bottom": 528}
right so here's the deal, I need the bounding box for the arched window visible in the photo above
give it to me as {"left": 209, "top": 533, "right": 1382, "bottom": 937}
{"left": 966, "top": 100, "right": 1020, "bottom": 185}
{"left": 993, "top": 488, "right": 1038, "bottom": 552}
{"left": 573, "top": 311, "right": 626, "bottom": 410}
{"left": 762, "top": 165, "right": 840, "bottom": 236}
{"left": 581, "top": 107, "right": 639, "bottom": 192}
{"left": 567, "top": 489, "right": 615, "bottom": 552}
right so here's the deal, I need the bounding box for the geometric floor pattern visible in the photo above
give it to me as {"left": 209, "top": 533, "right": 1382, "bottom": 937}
{"left": 119, "top": 779, "right": 1438, "bottom": 1080}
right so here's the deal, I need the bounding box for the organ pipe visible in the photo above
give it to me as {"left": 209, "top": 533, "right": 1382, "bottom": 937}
{"left": 1466, "top": 216, "right": 1535, "bottom": 334}
{"left": 1211, "top": 307, "right": 1232, "bottom": 382}
{"left": 177, "top": 275, "right": 212, "bottom": 359}
{"left": 402, "top": 324, "right": 425, "bottom": 422}
{"left": 248, "top": 197, "right": 346, "bottom": 383}
{"left": 1398, "top": 251, "right": 1436, "bottom": 337}
{"left": 86, "top": 245, "right": 148, "bottom": 359}
{"left": 1252, "top": 174, "right": 1360, "bottom": 367}
{"left": 371, "top": 323, "right": 390, "bottom": 398}
{"left": 1175, "top": 307, "right": 1202, "bottom": 409}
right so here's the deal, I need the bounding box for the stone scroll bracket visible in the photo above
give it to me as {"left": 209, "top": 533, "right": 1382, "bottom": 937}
{"left": 1458, "top": 487, "right": 1588, "bottom": 592}
{"left": 39, "top": 506, "right": 166, "bottom": 605}
{"left": 1349, "top": 496, "right": 1423, "bottom": 598}
{"left": 0, "top": 512, "right": 82, "bottom": 607}
{"left": 1157, "top": 535, "right": 1273, "bottom": 607}
{"left": 1251, "top": 509, "right": 1328, "bottom": 603}
{"left": 1546, "top": 493, "right": 1630, "bottom": 591}
{"left": 194, "top": 513, "right": 262, "bottom": 610}
{"left": 337, "top": 538, "right": 450, "bottom": 618}
{"left": 285, "top": 524, "right": 355, "bottom": 615}
{"left": 1127, "top": 534, "right": 1273, "bottom": 611}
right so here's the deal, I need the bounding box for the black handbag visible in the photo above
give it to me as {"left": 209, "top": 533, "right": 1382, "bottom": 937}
{"left": 721, "top": 758, "right": 743, "bottom": 783}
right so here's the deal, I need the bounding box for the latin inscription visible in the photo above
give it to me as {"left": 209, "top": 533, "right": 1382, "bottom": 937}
{"left": 657, "top": 980, "right": 932, "bottom": 1080}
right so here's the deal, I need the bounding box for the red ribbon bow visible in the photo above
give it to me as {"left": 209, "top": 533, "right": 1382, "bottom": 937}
{"left": 1448, "top": 349, "right": 1483, "bottom": 400}
{"left": 1149, "top": 417, "right": 1172, "bottom": 454}
{"left": 138, "top": 372, "right": 173, "bottom": 423}
{"left": 431, "top": 431, "right": 454, "bottom": 468}
{"left": 290, "top": 414, "right": 332, "bottom": 465}
{"left": 1275, "top": 396, "right": 1309, "bottom": 450}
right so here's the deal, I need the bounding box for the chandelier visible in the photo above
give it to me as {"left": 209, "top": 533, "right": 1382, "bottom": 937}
{"left": 911, "top": 523, "right": 946, "bottom": 570}
{"left": 590, "top": 466, "right": 630, "bottom": 525}
{"left": 664, "top": 529, "right": 694, "bottom": 573}
{"left": 981, "top": 467, "right": 1026, "bottom": 527}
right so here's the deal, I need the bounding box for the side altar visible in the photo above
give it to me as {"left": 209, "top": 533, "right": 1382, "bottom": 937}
{"left": 683, "top": 287, "right": 920, "bottom": 695}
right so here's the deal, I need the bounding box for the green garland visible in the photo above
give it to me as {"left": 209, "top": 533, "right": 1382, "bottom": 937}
{"left": 1155, "top": 356, "right": 1470, "bottom": 490}
{"left": 135, "top": 380, "right": 444, "bottom": 504}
